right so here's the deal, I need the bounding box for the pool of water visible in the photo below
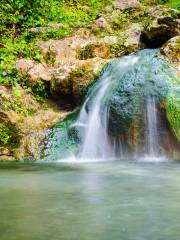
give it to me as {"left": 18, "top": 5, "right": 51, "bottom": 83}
{"left": 0, "top": 160, "right": 180, "bottom": 240}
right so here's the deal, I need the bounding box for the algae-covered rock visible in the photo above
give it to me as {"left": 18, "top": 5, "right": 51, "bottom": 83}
{"left": 43, "top": 112, "right": 79, "bottom": 160}
{"left": 107, "top": 49, "right": 169, "bottom": 138}
{"left": 165, "top": 74, "right": 180, "bottom": 142}
{"left": 160, "top": 36, "right": 180, "bottom": 142}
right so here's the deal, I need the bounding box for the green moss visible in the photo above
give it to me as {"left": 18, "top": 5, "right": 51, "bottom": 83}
{"left": 166, "top": 75, "right": 180, "bottom": 141}
{"left": 0, "top": 122, "right": 21, "bottom": 148}
{"left": 43, "top": 111, "right": 79, "bottom": 160}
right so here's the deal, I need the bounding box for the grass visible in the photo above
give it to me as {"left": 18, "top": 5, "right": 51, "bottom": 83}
{"left": 166, "top": 0, "right": 180, "bottom": 9}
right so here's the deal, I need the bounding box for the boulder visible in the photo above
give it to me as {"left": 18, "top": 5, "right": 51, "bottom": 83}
{"left": 141, "top": 9, "right": 180, "bottom": 47}
{"left": 160, "top": 36, "right": 180, "bottom": 74}
{"left": 16, "top": 59, "right": 34, "bottom": 73}
{"left": 28, "top": 63, "right": 52, "bottom": 84}
{"left": 50, "top": 58, "right": 108, "bottom": 103}
{"left": 113, "top": 0, "right": 140, "bottom": 10}
{"left": 121, "top": 23, "right": 143, "bottom": 50}
{"left": 107, "top": 50, "right": 172, "bottom": 152}
{"left": 16, "top": 59, "right": 52, "bottom": 86}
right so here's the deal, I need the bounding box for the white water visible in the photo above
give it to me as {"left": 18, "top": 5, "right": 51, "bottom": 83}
{"left": 142, "top": 96, "right": 166, "bottom": 162}
{"left": 72, "top": 56, "right": 139, "bottom": 160}
{"left": 146, "top": 96, "right": 159, "bottom": 156}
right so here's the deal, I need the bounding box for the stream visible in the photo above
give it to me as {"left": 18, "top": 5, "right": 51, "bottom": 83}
{"left": 0, "top": 161, "right": 180, "bottom": 240}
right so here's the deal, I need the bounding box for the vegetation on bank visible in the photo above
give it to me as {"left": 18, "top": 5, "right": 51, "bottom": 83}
{"left": 0, "top": 0, "right": 179, "bottom": 154}
{"left": 0, "top": 0, "right": 179, "bottom": 94}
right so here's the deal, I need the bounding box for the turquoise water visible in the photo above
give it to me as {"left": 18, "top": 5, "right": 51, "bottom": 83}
{"left": 1, "top": 161, "right": 180, "bottom": 240}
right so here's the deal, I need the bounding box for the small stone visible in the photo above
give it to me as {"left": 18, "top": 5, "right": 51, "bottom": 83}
{"left": 94, "top": 17, "right": 112, "bottom": 33}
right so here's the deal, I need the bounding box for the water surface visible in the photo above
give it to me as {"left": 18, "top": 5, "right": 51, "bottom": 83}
{"left": 0, "top": 161, "right": 180, "bottom": 240}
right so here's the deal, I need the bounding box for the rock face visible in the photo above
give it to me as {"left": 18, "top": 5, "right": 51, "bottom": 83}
{"left": 107, "top": 50, "right": 168, "bottom": 138}
{"left": 0, "top": 85, "right": 63, "bottom": 160}
{"left": 141, "top": 9, "right": 180, "bottom": 47}
{"left": 16, "top": 60, "right": 51, "bottom": 86}
{"left": 113, "top": 0, "right": 140, "bottom": 10}
{"left": 120, "top": 23, "right": 143, "bottom": 50}
{"left": 17, "top": 34, "right": 140, "bottom": 104}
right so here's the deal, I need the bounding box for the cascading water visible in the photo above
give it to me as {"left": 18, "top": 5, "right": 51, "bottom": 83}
{"left": 75, "top": 76, "right": 112, "bottom": 159}
{"left": 73, "top": 55, "right": 139, "bottom": 159}
{"left": 44, "top": 49, "right": 178, "bottom": 162}
{"left": 146, "top": 96, "right": 159, "bottom": 157}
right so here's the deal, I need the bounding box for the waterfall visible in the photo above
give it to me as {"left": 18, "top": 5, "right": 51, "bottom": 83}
{"left": 72, "top": 55, "right": 139, "bottom": 160}
{"left": 76, "top": 75, "right": 112, "bottom": 159}
{"left": 146, "top": 96, "right": 159, "bottom": 157}
{"left": 45, "top": 49, "right": 173, "bottom": 162}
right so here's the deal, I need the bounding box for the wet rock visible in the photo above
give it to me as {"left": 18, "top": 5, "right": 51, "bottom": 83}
{"left": 107, "top": 50, "right": 169, "bottom": 140}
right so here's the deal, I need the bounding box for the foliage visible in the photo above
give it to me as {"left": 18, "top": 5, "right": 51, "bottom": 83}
{"left": 0, "top": 122, "right": 21, "bottom": 148}
{"left": 141, "top": 0, "right": 180, "bottom": 9}
{"left": 166, "top": 0, "right": 180, "bottom": 10}
{"left": 0, "top": 0, "right": 112, "bottom": 97}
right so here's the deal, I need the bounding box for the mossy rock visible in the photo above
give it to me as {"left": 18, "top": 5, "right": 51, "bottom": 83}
{"left": 165, "top": 74, "right": 180, "bottom": 142}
